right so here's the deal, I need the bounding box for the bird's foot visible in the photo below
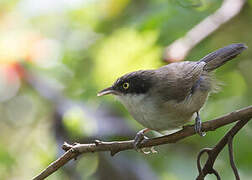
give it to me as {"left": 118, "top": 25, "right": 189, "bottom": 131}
{"left": 134, "top": 128, "right": 157, "bottom": 154}
{"left": 134, "top": 128, "right": 149, "bottom": 150}
{"left": 195, "top": 112, "right": 206, "bottom": 137}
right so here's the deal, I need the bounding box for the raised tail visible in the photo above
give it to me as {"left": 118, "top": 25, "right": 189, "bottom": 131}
{"left": 199, "top": 43, "right": 247, "bottom": 72}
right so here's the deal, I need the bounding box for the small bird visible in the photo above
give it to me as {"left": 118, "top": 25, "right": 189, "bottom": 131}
{"left": 98, "top": 43, "right": 247, "bottom": 149}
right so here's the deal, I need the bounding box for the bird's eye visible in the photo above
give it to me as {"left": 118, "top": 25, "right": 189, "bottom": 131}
{"left": 122, "top": 82, "right": 130, "bottom": 90}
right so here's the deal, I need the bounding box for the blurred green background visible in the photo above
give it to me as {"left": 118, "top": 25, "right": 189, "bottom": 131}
{"left": 0, "top": 0, "right": 251, "bottom": 179}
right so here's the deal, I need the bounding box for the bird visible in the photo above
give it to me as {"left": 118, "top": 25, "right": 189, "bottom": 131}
{"left": 97, "top": 43, "right": 247, "bottom": 149}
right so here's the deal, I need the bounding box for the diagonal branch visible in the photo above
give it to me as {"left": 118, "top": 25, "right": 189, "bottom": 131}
{"left": 163, "top": 0, "right": 246, "bottom": 62}
{"left": 32, "top": 106, "right": 252, "bottom": 180}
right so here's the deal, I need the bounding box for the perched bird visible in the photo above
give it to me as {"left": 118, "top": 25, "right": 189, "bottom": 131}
{"left": 98, "top": 43, "right": 247, "bottom": 149}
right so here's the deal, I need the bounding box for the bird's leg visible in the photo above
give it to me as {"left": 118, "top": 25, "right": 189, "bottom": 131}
{"left": 134, "top": 128, "right": 150, "bottom": 150}
{"left": 195, "top": 111, "right": 206, "bottom": 136}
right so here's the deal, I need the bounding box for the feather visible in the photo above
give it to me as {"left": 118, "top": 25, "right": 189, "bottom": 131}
{"left": 199, "top": 43, "right": 247, "bottom": 72}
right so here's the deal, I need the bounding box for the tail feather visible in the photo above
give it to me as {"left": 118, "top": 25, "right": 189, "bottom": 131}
{"left": 199, "top": 43, "right": 247, "bottom": 72}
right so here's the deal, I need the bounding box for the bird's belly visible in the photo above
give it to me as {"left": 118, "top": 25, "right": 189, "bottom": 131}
{"left": 132, "top": 108, "right": 193, "bottom": 131}
{"left": 116, "top": 90, "right": 208, "bottom": 131}
{"left": 118, "top": 95, "right": 193, "bottom": 131}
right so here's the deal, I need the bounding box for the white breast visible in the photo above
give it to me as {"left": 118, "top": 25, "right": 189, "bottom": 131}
{"left": 115, "top": 90, "right": 209, "bottom": 131}
{"left": 116, "top": 94, "right": 151, "bottom": 127}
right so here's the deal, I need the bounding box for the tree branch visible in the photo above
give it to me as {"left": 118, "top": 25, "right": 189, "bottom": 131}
{"left": 228, "top": 136, "right": 240, "bottom": 180}
{"left": 163, "top": 0, "right": 246, "bottom": 62}
{"left": 196, "top": 118, "right": 250, "bottom": 179}
{"left": 32, "top": 106, "right": 252, "bottom": 180}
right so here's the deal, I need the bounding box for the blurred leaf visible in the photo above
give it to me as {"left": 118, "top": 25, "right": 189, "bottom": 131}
{"left": 76, "top": 153, "right": 99, "bottom": 179}
{"left": 216, "top": 70, "right": 247, "bottom": 98}
{"left": 93, "top": 28, "right": 162, "bottom": 88}
{"left": 101, "top": 0, "right": 130, "bottom": 18}
{"left": 0, "top": 144, "right": 15, "bottom": 167}
{"left": 63, "top": 107, "right": 97, "bottom": 137}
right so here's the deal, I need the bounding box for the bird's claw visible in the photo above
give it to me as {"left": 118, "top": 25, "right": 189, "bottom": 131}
{"left": 133, "top": 129, "right": 158, "bottom": 154}
{"left": 150, "top": 146, "right": 158, "bottom": 153}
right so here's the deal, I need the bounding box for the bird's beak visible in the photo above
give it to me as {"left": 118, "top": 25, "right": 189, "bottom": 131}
{"left": 97, "top": 87, "right": 118, "bottom": 96}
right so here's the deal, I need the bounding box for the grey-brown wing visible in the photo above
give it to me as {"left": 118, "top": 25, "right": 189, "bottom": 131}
{"left": 154, "top": 61, "right": 205, "bottom": 102}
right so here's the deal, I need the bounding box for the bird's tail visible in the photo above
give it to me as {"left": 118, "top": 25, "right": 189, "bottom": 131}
{"left": 199, "top": 43, "right": 247, "bottom": 72}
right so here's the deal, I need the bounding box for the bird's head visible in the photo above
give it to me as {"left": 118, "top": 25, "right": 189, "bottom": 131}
{"left": 97, "top": 70, "right": 155, "bottom": 98}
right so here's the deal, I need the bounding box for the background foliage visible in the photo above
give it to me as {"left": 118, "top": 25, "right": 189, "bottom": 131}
{"left": 0, "top": 0, "right": 251, "bottom": 179}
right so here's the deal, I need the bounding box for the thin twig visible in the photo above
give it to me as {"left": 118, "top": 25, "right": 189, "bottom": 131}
{"left": 197, "top": 148, "right": 221, "bottom": 180}
{"left": 212, "top": 169, "right": 221, "bottom": 180}
{"left": 33, "top": 106, "right": 252, "bottom": 180}
{"left": 196, "top": 118, "right": 250, "bottom": 180}
{"left": 197, "top": 148, "right": 212, "bottom": 174}
{"left": 228, "top": 136, "right": 240, "bottom": 180}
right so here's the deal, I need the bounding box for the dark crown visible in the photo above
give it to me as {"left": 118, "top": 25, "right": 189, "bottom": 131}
{"left": 112, "top": 70, "right": 155, "bottom": 95}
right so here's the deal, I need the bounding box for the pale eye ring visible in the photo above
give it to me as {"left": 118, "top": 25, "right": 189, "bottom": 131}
{"left": 122, "top": 82, "right": 130, "bottom": 90}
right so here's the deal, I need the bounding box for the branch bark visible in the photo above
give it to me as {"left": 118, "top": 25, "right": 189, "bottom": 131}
{"left": 163, "top": 0, "right": 246, "bottom": 62}
{"left": 32, "top": 106, "right": 252, "bottom": 180}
